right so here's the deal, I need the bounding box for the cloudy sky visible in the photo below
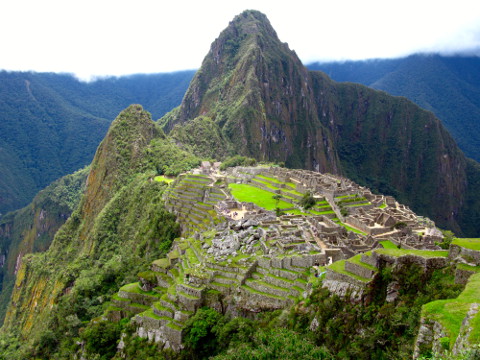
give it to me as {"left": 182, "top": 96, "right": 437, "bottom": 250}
{"left": 1, "top": 0, "right": 479, "bottom": 80}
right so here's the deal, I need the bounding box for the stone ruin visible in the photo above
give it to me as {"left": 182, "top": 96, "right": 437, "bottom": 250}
{"left": 107, "top": 165, "right": 449, "bottom": 352}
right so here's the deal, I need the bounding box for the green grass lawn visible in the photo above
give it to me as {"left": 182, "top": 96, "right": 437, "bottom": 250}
{"left": 380, "top": 240, "right": 398, "bottom": 249}
{"left": 375, "top": 248, "right": 449, "bottom": 258}
{"left": 154, "top": 175, "right": 174, "bottom": 184}
{"left": 345, "top": 202, "right": 371, "bottom": 207}
{"left": 228, "top": 183, "right": 292, "bottom": 211}
{"left": 452, "top": 238, "right": 480, "bottom": 251}
{"left": 309, "top": 210, "right": 335, "bottom": 216}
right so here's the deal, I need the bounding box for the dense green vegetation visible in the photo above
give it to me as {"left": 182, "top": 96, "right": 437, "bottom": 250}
{"left": 219, "top": 155, "right": 257, "bottom": 170}
{"left": 299, "top": 192, "right": 316, "bottom": 209}
{"left": 0, "top": 106, "right": 185, "bottom": 358}
{"left": 294, "top": 264, "right": 463, "bottom": 359}
{"left": 308, "top": 55, "right": 480, "bottom": 162}
{"left": 169, "top": 116, "right": 233, "bottom": 159}
{"left": 0, "top": 167, "right": 89, "bottom": 323}
{"left": 422, "top": 272, "right": 480, "bottom": 351}
{"left": 0, "top": 70, "right": 193, "bottom": 214}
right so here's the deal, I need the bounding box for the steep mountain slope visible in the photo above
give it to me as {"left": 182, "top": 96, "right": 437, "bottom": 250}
{"left": 163, "top": 11, "right": 339, "bottom": 172}
{"left": 0, "top": 71, "right": 193, "bottom": 215}
{"left": 163, "top": 10, "right": 474, "bottom": 235}
{"left": 0, "top": 105, "right": 196, "bottom": 352}
{"left": 308, "top": 55, "right": 480, "bottom": 162}
{"left": 0, "top": 168, "right": 88, "bottom": 323}
{"left": 311, "top": 72, "right": 467, "bottom": 233}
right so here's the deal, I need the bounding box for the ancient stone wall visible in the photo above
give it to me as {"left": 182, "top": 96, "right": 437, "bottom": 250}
{"left": 344, "top": 261, "right": 376, "bottom": 279}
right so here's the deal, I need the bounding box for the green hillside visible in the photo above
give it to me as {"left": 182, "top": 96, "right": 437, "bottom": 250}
{"left": 0, "top": 70, "right": 194, "bottom": 215}
{"left": 308, "top": 55, "right": 480, "bottom": 162}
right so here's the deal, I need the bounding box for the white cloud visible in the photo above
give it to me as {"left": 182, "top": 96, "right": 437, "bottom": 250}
{"left": 1, "top": 0, "right": 479, "bottom": 79}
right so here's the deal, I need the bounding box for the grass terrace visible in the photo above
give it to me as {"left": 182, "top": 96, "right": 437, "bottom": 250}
{"left": 119, "top": 282, "right": 159, "bottom": 296}
{"left": 228, "top": 183, "right": 292, "bottom": 211}
{"left": 309, "top": 209, "right": 335, "bottom": 216}
{"left": 347, "top": 254, "right": 378, "bottom": 272}
{"left": 256, "top": 174, "right": 283, "bottom": 184}
{"left": 254, "top": 178, "right": 279, "bottom": 190}
{"left": 452, "top": 238, "right": 480, "bottom": 251}
{"left": 285, "top": 209, "right": 309, "bottom": 216}
{"left": 457, "top": 263, "right": 480, "bottom": 272}
{"left": 334, "top": 194, "right": 358, "bottom": 200}
{"left": 154, "top": 175, "right": 175, "bottom": 184}
{"left": 375, "top": 248, "right": 449, "bottom": 258}
{"left": 422, "top": 273, "right": 480, "bottom": 348}
{"left": 328, "top": 259, "right": 370, "bottom": 282}
{"left": 339, "top": 223, "right": 367, "bottom": 236}
{"left": 380, "top": 240, "right": 398, "bottom": 249}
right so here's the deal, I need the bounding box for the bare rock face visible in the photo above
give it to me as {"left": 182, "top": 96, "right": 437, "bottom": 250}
{"left": 385, "top": 281, "right": 400, "bottom": 303}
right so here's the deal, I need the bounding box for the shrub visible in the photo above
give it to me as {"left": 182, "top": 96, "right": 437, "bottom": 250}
{"left": 183, "top": 307, "right": 225, "bottom": 359}
{"left": 300, "top": 192, "right": 316, "bottom": 209}
{"left": 219, "top": 155, "right": 256, "bottom": 170}
{"left": 80, "top": 320, "right": 121, "bottom": 360}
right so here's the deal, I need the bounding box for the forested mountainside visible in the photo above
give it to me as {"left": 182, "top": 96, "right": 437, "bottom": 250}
{"left": 308, "top": 55, "right": 480, "bottom": 162}
{"left": 0, "top": 168, "right": 88, "bottom": 323}
{"left": 0, "top": 70, "right": 194, "bottom": 215}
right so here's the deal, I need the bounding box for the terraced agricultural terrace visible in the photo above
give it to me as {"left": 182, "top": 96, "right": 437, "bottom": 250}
{"left": 105, "top": 164, "right": 469, "bottom": 351}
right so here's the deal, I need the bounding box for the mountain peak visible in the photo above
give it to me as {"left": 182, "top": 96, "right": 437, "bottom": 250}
{"left": 164, "top": 11, "right": 338, "bottom": 173}
{"left": 224, "top": 10, "right": 278, "bottom": 38}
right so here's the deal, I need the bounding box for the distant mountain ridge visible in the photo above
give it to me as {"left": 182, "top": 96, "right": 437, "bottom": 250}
{"left": 308, "top": 55, "right": 480, "bottom": 162}
{"left": 0, "top": 70, "right": 194, "bottom": 215}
